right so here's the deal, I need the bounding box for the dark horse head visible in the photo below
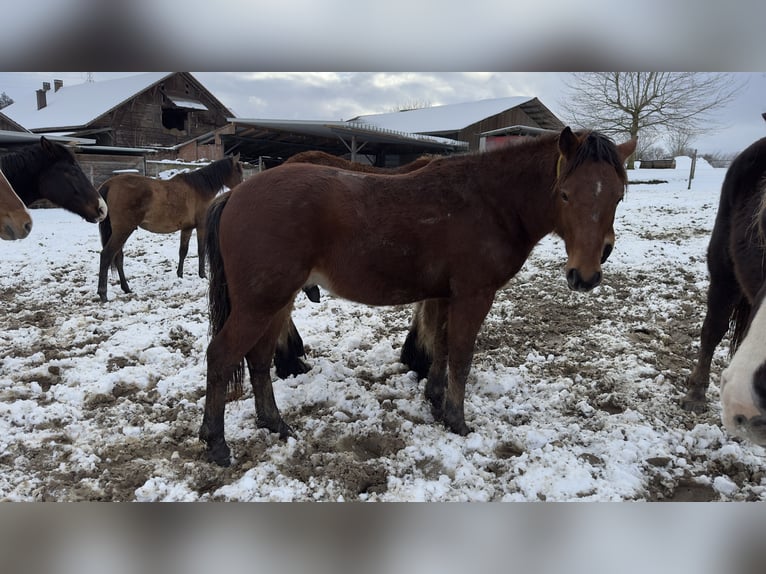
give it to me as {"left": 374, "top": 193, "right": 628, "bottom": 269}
{"left": 1, "top": 136, "right": 107, "bottom": 224}
{"left": 553, "top": 128, "right": 636, "bottom": 291}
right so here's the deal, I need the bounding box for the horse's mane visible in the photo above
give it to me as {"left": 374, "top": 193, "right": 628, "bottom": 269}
{"left": 176, "top": 156, "right": 236, "bottom": 194}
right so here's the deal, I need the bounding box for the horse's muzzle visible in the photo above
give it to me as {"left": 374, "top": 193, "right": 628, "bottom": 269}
{"left": 727, "top": 413, "right": 766, "bottom": 446}
{"left": 566, "top": 268, "right": 602, "bottom": 292}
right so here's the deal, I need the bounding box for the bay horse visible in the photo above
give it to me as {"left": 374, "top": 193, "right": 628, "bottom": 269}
{"left": 0, "top": 169, "right": 32, "bottom": 240}
{"left": 284, "top": 150, "right": 436, "bottom": 173}
{"left": 273, "top": 150, "right": 441, "bottom": 377}
{"left": 683, "top": 135, "right": 766, "bottom": 445}
{"left": 0, "top": 136, "right": 107, "bottom": 224}
{"left": 96, "top": 155, "right": 243, "bottom": 302}
{"left": 200, "top": 127, "right": 636, "bottom": 466}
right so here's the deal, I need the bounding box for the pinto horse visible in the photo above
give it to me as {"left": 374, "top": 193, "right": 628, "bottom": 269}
{"left": 200, "top": 127, "right": 636, "bottom": 466}
{"left": 684, "top": 135, "right": 766, "bottom": 444}
{"left": 0, "top": 169, "right": 32, "bottom": 240}
{"left": 96, "top": 155, "right": 243, "bottom": 302}
{"left": 0, "top": 136, "right": 107, "bottom": 224}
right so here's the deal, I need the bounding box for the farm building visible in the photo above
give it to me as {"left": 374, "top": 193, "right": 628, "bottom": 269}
{"left": 215, "top": 96, "right": 564, "bottom": 167}
{"left": 351, "top": 96, "right": 564, "bottom": 151}
{"left": 0, "top": 72, "right": 235, "bottom": 186}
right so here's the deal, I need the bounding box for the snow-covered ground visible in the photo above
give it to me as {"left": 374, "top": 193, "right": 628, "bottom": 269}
{"left": 1, "top": 157, "right": 764, "bottom": 501}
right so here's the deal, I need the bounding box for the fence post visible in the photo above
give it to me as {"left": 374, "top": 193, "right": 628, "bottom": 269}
{"left": 687, "top": 149, "right": 697, "bottom": 189}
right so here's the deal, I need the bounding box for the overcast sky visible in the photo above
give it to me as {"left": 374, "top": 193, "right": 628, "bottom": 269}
{"left": 1, "top": 72, "right": 764, "bottom": 156}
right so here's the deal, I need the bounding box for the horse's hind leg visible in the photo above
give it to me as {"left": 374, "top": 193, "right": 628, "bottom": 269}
{"left": 247, "top": 306, "right": 296, "bottom": 438}
{"left": 201, "top": 308, "right": 276, "bottom": 466}
{"left": 114, "top": 248, "right": 131, "bottom": 294}
{"left": 98, "top": 227, "right": 134, "bottom": 302}
{"left": 177, "top": 228, "right": 192, "bottom": 278}
{"left": 422, "top": 300, "right": 448, "bottom": 419}
{"left": 274, "top": 317, "right": 311, "bottom": 379}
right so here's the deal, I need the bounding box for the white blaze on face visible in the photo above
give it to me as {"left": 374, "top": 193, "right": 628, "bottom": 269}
{"left": 591, "top": 180, "right": 603, "bottom": 222}
{"left": 720, "top": 298, "right": 766, "bottom": 439}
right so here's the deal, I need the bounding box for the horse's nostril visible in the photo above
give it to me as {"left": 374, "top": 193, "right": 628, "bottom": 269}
{"left": 733, "top": 414, "right": 748, "bottom": 427}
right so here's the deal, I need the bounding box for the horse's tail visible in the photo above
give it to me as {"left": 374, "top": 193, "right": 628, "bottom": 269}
{"left": 206, "top": 190, "right": 245, "bottom": 401}
{"left": 729, "top": 296, "right": 752, "bottom": 355}
{"left": 98, "top": 182, "right": 112, "bottom": 249}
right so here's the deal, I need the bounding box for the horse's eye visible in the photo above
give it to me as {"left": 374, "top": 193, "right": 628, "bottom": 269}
{"left": 561, "top": 191, "right": 569, "bottom": 203}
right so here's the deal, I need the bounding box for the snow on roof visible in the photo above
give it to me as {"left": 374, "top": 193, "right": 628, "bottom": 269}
{"left": 2, "top": 72, "right": 173, "bottom": 131}
{"left": 352, "top": 96, "right": 536, "bottom": 134}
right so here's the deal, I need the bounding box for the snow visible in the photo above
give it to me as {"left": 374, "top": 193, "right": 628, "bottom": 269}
{"left": 1, "top": 155, "right": 765, "bottom": 502}
{"left": 353, "top": 95, "right": 535, "bottom": 133}
{"left": 2, "top": 72, "right": 172, "bottom": 130}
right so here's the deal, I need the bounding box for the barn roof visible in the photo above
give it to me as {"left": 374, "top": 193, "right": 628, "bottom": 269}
{"left": 2, "top": 72, "right": 232, "bottom": 132}
{"left": 220, "top": 118, "right": 468, "bottom": 162}
{"left": 351, "top": 96, "right": 563, "bottom": 135}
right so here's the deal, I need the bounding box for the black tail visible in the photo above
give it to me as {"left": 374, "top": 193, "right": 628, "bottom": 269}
{"left": 729, "top": 296, "right": 752, "bottom": 355}
{"left": 206, "top": 191, "right": 245, "bottom": 400}
{"left": 98, "top": 183, "right": 112, "bottom": 249}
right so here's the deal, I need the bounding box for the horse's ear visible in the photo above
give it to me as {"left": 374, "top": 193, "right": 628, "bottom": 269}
{"left": 557, "top": 127, "right": 580, "bottom": 159}
{"left": 617, "top": 137, "right": 638, "bottom": 163}
{"left": 233, "top": 153, "right": 240, "bottom": 163}
{"left": 40, "top": 136, "right": 54, "bottom": 154}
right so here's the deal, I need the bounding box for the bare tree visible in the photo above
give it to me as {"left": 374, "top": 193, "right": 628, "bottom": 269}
{"left": 666, "top": 126, "right": 696, "bottom": 158}
{"left": 559, "top": 72, "right": 745, "bottom": 168}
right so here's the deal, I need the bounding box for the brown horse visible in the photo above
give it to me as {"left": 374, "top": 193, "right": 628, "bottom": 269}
{"left": 684, "top": 135, "right": 766, "bottom": 444}
{"left": 200, "top": 127, "right": 636, "bottom": 466}
{"left": 97, "top": 155, "right": 243, "bottom": 302}
{"left": 0, "top": 169, "right": 32, "bottom": 240}
{"left": 0, "top": 136, "right": 107, "bottom": 224}
{"left": 273, "top": 150, "right": 442, "bottom": 377}
{"left": 284, "top": 150, "right": 436, "bottom": 173}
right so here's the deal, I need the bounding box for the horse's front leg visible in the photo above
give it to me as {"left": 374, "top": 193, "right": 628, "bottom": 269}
{"left": 177, "top": 228, "right": 193, "bottom": 278}
{"left": 441, "top": 292, "right": 495, "bottom": 435}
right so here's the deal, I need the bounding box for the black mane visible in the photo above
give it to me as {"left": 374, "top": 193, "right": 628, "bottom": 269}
{"left": 561, "top": 131, "right": 628, "bottom": 186}
{"left": 177, "top": 157, "right": 236, "bottom": 195}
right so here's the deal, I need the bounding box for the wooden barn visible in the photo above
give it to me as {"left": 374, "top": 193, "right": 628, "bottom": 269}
{"left": 219, "top": 95, "right": 564, "bottom": 167}
{"left": 350, "top": 96, "right": 565, "bottom": 151}
{"left": 0, "top": 72, "right": 235, "bottom": 186}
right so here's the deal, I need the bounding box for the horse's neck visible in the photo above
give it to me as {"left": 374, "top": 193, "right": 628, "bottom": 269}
{"left": 182, "top": 164, "right": 224, "bottom": 197}
{"left": 1, "top": 151, "right": 42, "bottom": 204}
{"left": 477, "top": 144, "right": 559, "bottom": 243}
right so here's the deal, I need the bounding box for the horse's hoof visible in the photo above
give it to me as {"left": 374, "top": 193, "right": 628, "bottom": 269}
{"left": 258, "top": 417, "right": 296, "bottom": 440}
{"left": 98, "top": 292, "right": 108, "bottom": 303}
{"left": 275, "top": 358, "right": 311, "bottom": 379}
{"left": 205, "top": 448, "right": 231, "bottom": 467}
{"left": 447, "top": 421, "right": 473, "bottom": 436}
{"left": 680, "top": 396, "right": 707, "bottom": 413}
{"left": 202, "top": 439, "right": 231, "bottom": 467}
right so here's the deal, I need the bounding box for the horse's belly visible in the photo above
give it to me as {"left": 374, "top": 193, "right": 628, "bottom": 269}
{"left": 140, "top": 214, "right": 189, "bottom": 234}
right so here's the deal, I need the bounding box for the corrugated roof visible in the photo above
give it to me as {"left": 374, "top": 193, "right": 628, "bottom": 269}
{"left": 351, "top": 96, "right": 536, "bottom": 134}
{"left": 2, "top": 72, "right": 173, "bottom": 131}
